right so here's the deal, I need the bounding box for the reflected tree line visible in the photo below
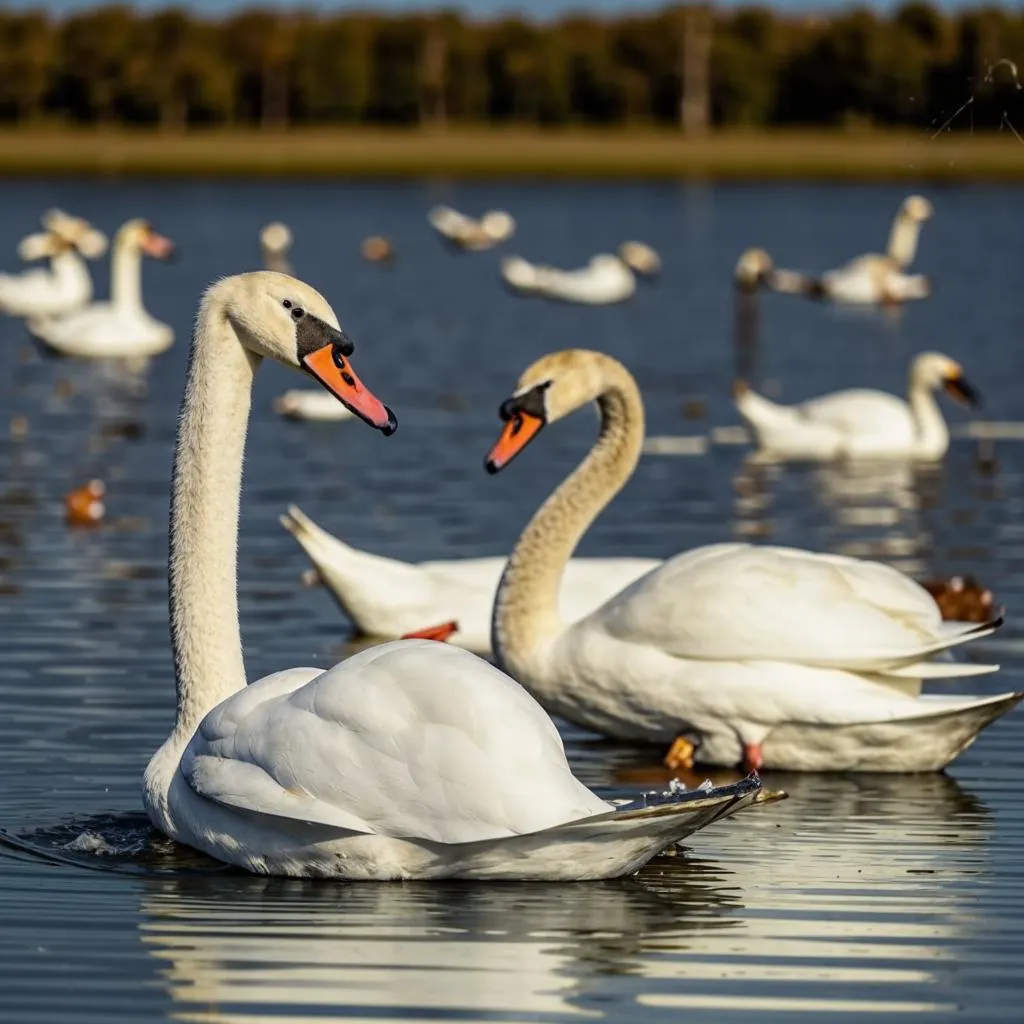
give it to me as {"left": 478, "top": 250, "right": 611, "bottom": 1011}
{"left": 0, "top": 3, "right": 1020, "bottom": 131}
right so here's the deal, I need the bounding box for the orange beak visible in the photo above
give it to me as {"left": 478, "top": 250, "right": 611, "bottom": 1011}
{"left": 302, "top": 343, "right": 397, "bottom": 434}
{"left": 141, "top": 229, "right": 176, "bottom": 261}
{"left": 401, "top": 621, "right": 459, "bottom": 642}
{"left": 485, "top": 411, "right": 544, "bottom": 473}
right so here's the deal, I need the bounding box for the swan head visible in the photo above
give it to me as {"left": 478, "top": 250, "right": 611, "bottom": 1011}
{"left": 618, "top": 241, "right": 660, "bottom": 277}
{"left": 899, "top": 195, "right": 933, "bottom": 223}
{"left": 484, "top": 350, "right": 607, "bottom": 472}
{"left": 260, "top": 221, "right": 292, "bottom": 254}
{"left": 41, "top": 209, "right": 108, "bottom": 258}
{"left": 481, "top": 210, "right": 515, "bottom": 241}
{"left": 117, "top": 218, "right": 176, "bottom": 261}
{"left": 911, "top": 352, "right": 980, "bottom": 407}
{"left": 18, "top": 231, "right": 65, "bottom": 262}
{"left": 207, "top": 271, "right": 396, "bottom": 434}
{"left": 734, "top": 248, "right": 774, "bottom": 291}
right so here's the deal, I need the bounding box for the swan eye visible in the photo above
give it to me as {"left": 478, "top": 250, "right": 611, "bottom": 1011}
{"left": 291, "top": 306, "right": 306, "bottom": 321}
{"left": 282, "top": 299, "right": 292, "bottom": 309}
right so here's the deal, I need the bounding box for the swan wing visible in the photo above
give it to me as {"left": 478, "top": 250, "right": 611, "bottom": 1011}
{"left": 797, "top": 389, "right": 915, "bottom": 441}
{"left": 184, "top": 641, "right": 608, "bottom": 843}
{"left": 586, "top": 543, "right": 980, "bottom": 669}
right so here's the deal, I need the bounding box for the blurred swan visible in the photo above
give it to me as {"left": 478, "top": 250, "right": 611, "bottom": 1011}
{"left": 428, "top": 206, "right": 515, "bottom": 250}
{"left": 0, "top": 210, "right": 107, "bottom": 318}
{"left": 273, "top": 389, "right": 355, "bottom": 422}
{"left": 144, "top": 271, "right": 768, "bottom": 880}
{"left": 28, "top": 218, "right": 175, "bottom": 359}
{"left": 736, "top": 352, "right": 979, "bottom": 461}
{"left": 260, "top": 222, "right": 292, "bottom": 275}
{"left": 502, "top": 242, "right": 658, "bottom": 305}
{"left": 281, "top": 505, "right": 659, "bottom": 655}
{"left": 484, "top": 349, "right": 1018, "bottom": 773}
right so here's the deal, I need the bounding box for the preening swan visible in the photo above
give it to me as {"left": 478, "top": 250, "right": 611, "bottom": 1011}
{"left": 428, "top": 206, "right": 515, "bottom": 250}
{"left": 28, "top": 218, "right": 175, "bottom": 359}
{"left": 502, "top": 242, "right": 659, "bottom": 305}
{"left": 736, "top": 352, "right": 979, "bottom": 461}
{"left": 280, "top": 504, "right": 658, "bottom": 655}
{"left": 260, "top": 222, "right": 293, "bottom": 275}
{"left": 485, "top": 349, "right": 1019, "bottom": 773}
{"left": 0, "top": 210, "right": 107, "bottom": 318}
{"left": 144, "top": 272, "right": 769, "bottom": 880}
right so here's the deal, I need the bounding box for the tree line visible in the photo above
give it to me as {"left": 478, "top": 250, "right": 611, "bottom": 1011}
{"left": 0, "top": 4, "right": 1020, "bottom": 132}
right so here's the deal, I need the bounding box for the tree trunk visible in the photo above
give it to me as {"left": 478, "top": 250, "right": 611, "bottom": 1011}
{"left": 679, "top": 5, "right": 712, "bottom": 134}
{"left": 421, "top": 26, "right": 447, "bottom": 126}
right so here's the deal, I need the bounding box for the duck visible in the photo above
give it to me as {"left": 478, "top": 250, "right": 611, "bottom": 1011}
{"left": 501, "top": 242, "right": 659, "bottom": 305}
{"left": 142, "top": 271, "right": 771, "bottom": 880}
{"left": 260, "top": 222, "right": 293, "bottom": 275}
{"left": 0, "top": 211, "right": 107, "bottom": 318}
{"left": 28, "top": 219, "right": 175, "bottom": 359}
{"left": 735, "top": 351, "right": 979, "bottom": 461}
{"left": 763, "top": 195, "right": 933, "bottom": 306}
{"left": 280, "top": 504, "right": 659, "bottom": 656}
{"left": 428, "top": 206, "right": 515, "bottom": 250}
{"left": 483, "top": 348, "right": 1019, "bottom": 773}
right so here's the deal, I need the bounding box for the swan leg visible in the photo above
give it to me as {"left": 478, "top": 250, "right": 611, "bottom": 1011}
{"left": 400, "top": 621, "right": 459, "bottom": 643}
{"left": 664, "top": 735, "right": 696, "bottom": 771}
{"left": 742, "top": 742, "right": 764, "bottom": 773}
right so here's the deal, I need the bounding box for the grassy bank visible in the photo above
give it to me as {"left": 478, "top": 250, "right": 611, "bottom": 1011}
{"left": 0, "top": 128, "right": 1020, "bottom": 180}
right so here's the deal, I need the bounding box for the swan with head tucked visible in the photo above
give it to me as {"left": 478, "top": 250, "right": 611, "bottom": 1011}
{"left": 735, "top": 352, "right": 979, "bottom": 461}
{"left": 279, "top": 504, "right": 658, "bottom": 655}
{"left": 0, "top": 210, "right": 107, "bottom": 318}
{"left": 484, "top": 349, "right": 1019, "bottom": 773}
{"left": 260, "top": 222, "right": 293, "bottom": 275}
{"left": 28, "top": 218, "right": 175, "bottom": 358}
{"left": 143, "top": 272, "right": 769, "bottom": 880}
{"left": 501, "top": 242, "right": 659, "bottom": 305}
{"left": 428, "top": 206, "right": 515, "bottom": 250}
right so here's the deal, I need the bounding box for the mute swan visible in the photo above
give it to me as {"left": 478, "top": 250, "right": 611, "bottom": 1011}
{"left": 428, "top": 206, "right": 515, "bottom": 250}
{"left": 280, "top": 505, "right": 659, "bottom": 655}
{"left": 0, "top": 211, "right": 107, "bottom": 318}
{"left": 484, "top": 349, "right": 1019, "bottom": 773}
{"left": 260, "top": 222, "right": 293, "bottom": 275}
{"left": 764, "top": 195, "right": 933, "bottom": 306}
{"left": 143, "top": 271, "right": 770, "bottom": 880}
{"left": 501, "top": 242, "right": 658, "bottom": 305}
{"left": 28, "top": 218, "right": 175, "bottom": 359}
{"left": 735, "top": 352, "right": 979, "bottom": 461}
{"left": 273, "top": 389, "right": 355, "bottom": 422}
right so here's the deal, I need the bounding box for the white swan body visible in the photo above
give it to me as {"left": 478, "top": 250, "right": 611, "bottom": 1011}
{"left": 486, "top": 349, "right": 1019, "bottom": 773}
{"left": 736, "top": 352, "right": 979, "bottom": 461}
{"left": 0, "top": 211, "right": 107, "bottom": 318}
{"left": 29, "top": 218, "right": 175, "bottom": 359}
{"left": 143, "top": 272, "right": 769, "bottom": 880}
{"left": 428, "top": 206, "right": 515, "bottom": 250}
{"left": 281, "top": 505, "right": 658, "bottom": 654}
{"left": 273, "top": 389, "right": 355, "bottom": 422}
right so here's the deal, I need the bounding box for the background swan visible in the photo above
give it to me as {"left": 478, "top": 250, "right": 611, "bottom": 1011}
{"left": 484, "top": 349, "right": 1018, "bottom": 773}
{"left": 428, "top": 206, "right": 515, "bottom": 250}
{"left": 501, "top": 243, "right": 658, "bottom": 305}
{"left": 736, "top": 351, "right": 979, "bottom": 461}
{"left": 28, "top": 218, "right": 175, "bottom": 359}
{"left": 143, "top": 271, "right": 769, "bottom": 880}
{"left": 260, "top": 222, "right": 293, "bottom": 275}
{"left": 281, "top": 504, "right": 658, "bottom": 654}
{"left": 0, "top": 210, "right": 106, "bottom": 318}
{"left": 273, "top": 389, "right": 355, "bottom": 421}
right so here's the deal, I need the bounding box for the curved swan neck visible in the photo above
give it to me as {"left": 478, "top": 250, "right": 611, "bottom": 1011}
{"left": 50, "top": 249, "right": 88, "bottom": 286}
{"left": 908, "top": 373, "right": 948, "bottom": 456}
{"left": 168, "top": 298, "right": 258, "bottom": 741}
{"left": 493, "top": 356, "right": 644, "bottom": 670}
{"left": 111, "top": 234, "right": 143, "bottom": 310}
{"left": 887, "top": 214, "right": 921, "bottom": 269}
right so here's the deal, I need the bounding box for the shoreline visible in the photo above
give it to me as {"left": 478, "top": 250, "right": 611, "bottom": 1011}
{"left": 0, "top": 128, "right": 1020, "bottom": 181}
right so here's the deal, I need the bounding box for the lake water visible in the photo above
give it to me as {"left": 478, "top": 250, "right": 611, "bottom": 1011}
{"left": 1, "top": 179, "right": 1023, "bottom": 1023}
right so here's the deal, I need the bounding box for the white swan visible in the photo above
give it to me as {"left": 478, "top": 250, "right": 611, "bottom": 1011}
{"left": 501, "top": 242, "right": 659, "bottom": 305}
{"left": 0, "top": 211, "right": 107, "bottom": 318}
{"left": 280, "top": 504, "right": 659, "bottom": 654}
{"left": 273, "top": 388, "right": 355, "bottom": 422}
{"left": 28, "top": 218, "right": 175, "bottom": 359}
{"left": 428, "top": 206, "right": 515, "bottom": 250}
{"left": 735, "top": 352, "right": 979, "bottom": 461}
{"left": 484, "top": 349, "right": 1019, "bottom": 773}
{"left": 260, "top": 222, "right": 293, "bottom": 275}
{"left": 143, "top": 271, "right": 770, "bottom": 880}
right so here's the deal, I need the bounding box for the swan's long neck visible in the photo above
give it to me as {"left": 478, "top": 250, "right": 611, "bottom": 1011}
{"left": 887, "top": 214, "right": 921, "bottom": 268}
{"left": 50, "top": 249, "right": 88, "bottom": 288}
{"left": 167, "top": 304, "right": 258, "bottom": 741}
{"left": 908, "top": 374, "right": 948, "bottom": 456}
{"left": 111, "top": 237, "right": 143, "bottom": 310}
{"left": 493, "top": 359, "right": 644, "bottom": 680}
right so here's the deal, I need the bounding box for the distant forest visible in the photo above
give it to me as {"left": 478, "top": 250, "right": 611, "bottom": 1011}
{"left": 0, "top": 4, "right": 1020, "bottom": 131}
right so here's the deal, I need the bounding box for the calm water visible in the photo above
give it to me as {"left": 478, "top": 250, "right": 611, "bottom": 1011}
{"left": 1, "top": 180, "right": 1023, "bottom": 1023}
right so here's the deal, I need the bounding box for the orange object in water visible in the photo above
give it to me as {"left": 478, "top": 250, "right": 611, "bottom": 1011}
{"left": 65, "top": 479, "right": 106, "bottom": 525}
{"left": 361, "top": 236, "right": 394, "bottom": 263}
{"left": 921, "top": 575, "right": 994, "bottom": 623}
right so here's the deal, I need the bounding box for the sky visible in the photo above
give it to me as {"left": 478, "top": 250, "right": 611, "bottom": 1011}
{"left": 2, "top": 0, "right": 983, "bottom": 15}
